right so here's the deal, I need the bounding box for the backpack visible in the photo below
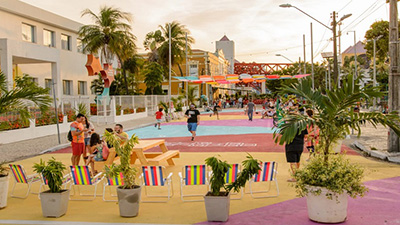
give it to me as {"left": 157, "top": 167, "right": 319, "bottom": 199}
{"left": 67, "top": 130, "right": 73, "bottom": 142}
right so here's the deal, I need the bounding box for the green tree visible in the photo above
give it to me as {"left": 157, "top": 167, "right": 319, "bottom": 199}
{"left": 90, "top": 74, "right": 104, "bottom": 95}
{"left": 144, "top": 21, "right": 195, "bottom": 78}
{"left": 186, "top": 85, "right": 198, "bottom": 105}
{"left": 144, "top": 62, "right": 164, "bottom": 95}
{"left": 0, "top": 72, "right": 51, "bottom": 120}
{"left": 79, "top": 6, "right": 137, "bottom": 94}
{"left": 342, "top": 55, "right": 366, "bottom": 77}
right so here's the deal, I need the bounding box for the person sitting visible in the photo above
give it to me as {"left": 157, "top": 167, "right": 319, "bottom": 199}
{"left": 86, "top": 133, "right": 108, "bottom": 175}
{"left": 114, "top": 124, "right": 129, "bottom": 145}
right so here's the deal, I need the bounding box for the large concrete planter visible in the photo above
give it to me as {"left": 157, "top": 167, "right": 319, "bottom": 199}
{"left": 204, "top": 192, "right": 230, "bottom": 222}
{"left": 39, "top": 189, "right": 70, "bottom": 218}
{"left": 306, "top": 186, "right": 348, "bottom": 223}
{"left": 0, "top": 175, "right": 9, "bottom": 209}
{"left": 117, "top": 186, "right": 142, "bottom": 217}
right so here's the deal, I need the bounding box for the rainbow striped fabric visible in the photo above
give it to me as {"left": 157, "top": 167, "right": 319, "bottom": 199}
{"left": 107, "top": 172, "right": 124, "bottom": 186}
{"left": 224, "top": 164, "right": 239, "bottom": 184}
{"left": 9, "top": 164, "right": 28, "bottom": 183}
{"left": 184, "top": 165, "right": 206, "bottom": 185}
{"left": 70, "top": 166, "right": 92, "bottom": 185}
{"left": 253, "top": 162, "right": 276, "bottom": 182}
{"left": 142, "top": 166, "right": 165, "bottom": 186}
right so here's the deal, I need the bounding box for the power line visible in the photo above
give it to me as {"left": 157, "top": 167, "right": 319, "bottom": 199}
{"left": 338, "top": 0, "right": 353, "bottom": 13}
{"left": 344, "top": 2, "right": 385, "bottom": 32}
{"left": 342, "top": 0, "right": 381, "bottom": 32}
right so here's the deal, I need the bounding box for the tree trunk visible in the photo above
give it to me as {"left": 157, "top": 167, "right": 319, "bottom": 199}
{"left": 122, "top": 66, "right": 129, "bottom": 95}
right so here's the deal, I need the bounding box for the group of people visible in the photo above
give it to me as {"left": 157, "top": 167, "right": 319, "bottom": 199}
{"left": 69, "top": 113, "right": 128, "bottom": 174}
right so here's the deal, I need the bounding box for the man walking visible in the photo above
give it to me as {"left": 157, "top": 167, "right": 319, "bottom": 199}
{"left": 70, "top": 113, "right": 88, "bottom": 166}
{"left": 185, "top": 104, "right": 200, "bottom": 141}
{"left": 246, "top": 99, "right": 256, "bottom": 121}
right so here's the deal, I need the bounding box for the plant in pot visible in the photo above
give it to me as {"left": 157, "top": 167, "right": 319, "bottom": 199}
{"left": 103, "top": 131, "right": 140, "bottom": 217}
{"left": 204, "top": 154, "right": 261, "bottom": 222}
{"left": 274, "top": 75, "right": 400, "bottom": 223}
{"left": 0, "top": 162, "right": 9, "bottom": 209}
{"left": 33, "top": 157, "right": 69, "bottom": 218}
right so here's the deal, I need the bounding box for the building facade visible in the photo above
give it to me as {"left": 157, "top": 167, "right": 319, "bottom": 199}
{"left": 0, "top": 0, "right": 98, "bottom": 99}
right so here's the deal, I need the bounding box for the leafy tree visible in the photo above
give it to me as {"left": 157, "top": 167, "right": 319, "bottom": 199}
{"left": 144, "top": 62, "right": 164, "bottom": 95}
{"left": 79, "top": 6, "right": 137, "bottom": 94}
{"left": 90, "top": 74, "right": 104, "bottom": 95}
{"left": 364, "top": 20, "right": 400, "bottom": 63}
{"left": 185, "top": 85, "right": 198, "bottom": 105}
{"left": 0, "top": 72, "right": 51, "bottom": 120}
{"left": 342, "top": 55, "right": 366, "bottom": 77}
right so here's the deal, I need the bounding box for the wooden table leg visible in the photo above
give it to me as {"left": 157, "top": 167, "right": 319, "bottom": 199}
{"left": 159, "top": 143, "right": 169, "bottom": 153}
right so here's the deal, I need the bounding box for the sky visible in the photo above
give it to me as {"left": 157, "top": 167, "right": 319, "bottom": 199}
{"left": 20, "top": 0, "right": 391, "bottom": 64}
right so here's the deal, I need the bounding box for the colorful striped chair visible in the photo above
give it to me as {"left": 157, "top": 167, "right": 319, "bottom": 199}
{"left": 102, "top": 172, "right": 124, "bottom": 202}
{"left": 141, "top": 166, "right": 173, "bottom": 203}
{"left": 69, "top": 165, "right": 103, "bottom": 201}
{"left": 178, "top": 165, "right": 208, "bottom": 202}
{"left": 224, "top": 164, "right": 243, "bottom": 200}
{"left": 9, "top": 164, "right": 41, "bottom": 198}
{"left": 38, "top": 173, "right": 72, "bottom": 198}
{"left": 248, "top": 162, "right": 279, "bottom": 198}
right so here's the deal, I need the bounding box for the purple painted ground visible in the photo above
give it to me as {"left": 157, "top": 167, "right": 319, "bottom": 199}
{"left": 167, "top": 119, "right": 274, "bottom": 127}
{"left": 196, "top": 176, "right": 400, "bottom": 225}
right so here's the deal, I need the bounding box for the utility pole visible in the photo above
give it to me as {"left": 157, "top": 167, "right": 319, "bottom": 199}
{"left": 168, "top": 23, "right": 172, "bottom": 112}
{"left": 303, "top": 34, "right": 306, "bottom": 74}
{"left": 388, "top": 0, "right": 400, "bottom": 153}
{"left": 185, "top": 32, "right": 189, "bottom": 106}
{"left": 311, "top": 23, "right": 314, "bottom": 89}
{"left": 332, "top": 11, "right": 339, "bottom": 87}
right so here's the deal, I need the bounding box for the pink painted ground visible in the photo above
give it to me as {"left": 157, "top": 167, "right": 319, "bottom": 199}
{"left": 196, "top": 176, "right": 400, "bottom": 225}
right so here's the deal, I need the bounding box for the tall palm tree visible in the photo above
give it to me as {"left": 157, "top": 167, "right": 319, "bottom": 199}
{"left": 144, "top": 62, "right": 164, "bottom": 95}
{"left": 79, "top": 6, "right": 137, "bottom": 94}
{"left": 144, "top": 21, "right": 194, "bottom": 78}
{"left": 0, "top": 71, "right": 51, "bottom": 120}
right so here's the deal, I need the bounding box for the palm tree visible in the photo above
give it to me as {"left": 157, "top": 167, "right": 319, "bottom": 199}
{"left": 90, "top": 74, "right": 104, "bottom": 95}
{"left": 186, "top": 85, "right": 198, "bottom": 105}
{"left": 144, "top": 62, "right": 164, "bottom": 95}
{"left": 143, "top": 21, "right": 194, "bottom": 78}
{"left": 79, "top": 6, "right": 137, "bottom": 94}
{"left": 274, "top": 74, "right": 400, "bottom": 162}
{"left": 0, "top": 71, "right": 51, "bottom": 120}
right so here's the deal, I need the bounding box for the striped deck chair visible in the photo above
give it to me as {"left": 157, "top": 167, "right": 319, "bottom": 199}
{"left": 102, "top": 172, "right": 124, "bottom": 202}
{"left": 9, "top": 164, "right": 41, "bottom": 199}
{"left": 224, "top": 164, "right": 243, "bottom": 200}
{"left": 178, "top": 165, "right": 208, "bottom": 202}
{"left": 39, "top": 173, "right": 72, "bottom": 198}
{"left": 69, "top": 165, "right": 103, "bottom": 201}
{"left": 141, "top": 166, "right": 173, "bottom": 203}
{"left": 248, "top": 162, "right": 279, "bottom": 198}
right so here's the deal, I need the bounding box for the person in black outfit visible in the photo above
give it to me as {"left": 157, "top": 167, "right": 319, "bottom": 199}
{"left": 285, "top": 126, "right": 308, "bottom": 182}
{"left": 185, "top": 104, "right": 200, "bottom": 141}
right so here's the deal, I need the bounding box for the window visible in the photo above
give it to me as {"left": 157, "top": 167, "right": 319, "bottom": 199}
{"left": 31, "top": 77, "right": 39, "bottom": 85}
{"left": 63, "top": 80, "right": 72, "bottom": 95}
{"left": 78, "top": 81, "right": 87, "bottom": 95}
{"left": 77, "top": 39, "right": 84, "bottom": 53}
{"left": 189, "top": 63, "right": 198, "bottom": 76}
{"left": 45, "top": 79, "right": 53, "bottom": 94}
{"left": 43, "top": 29, "right": 55, "bottom": 47}
{"left": 22, "top": 23, "right": 35, "bottom": 42}
{"left": 61, "top": 34, "right": 71, "bottom": 50}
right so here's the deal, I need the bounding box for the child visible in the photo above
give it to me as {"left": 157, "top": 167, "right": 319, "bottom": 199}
{"left": 86, "top": 133, "right": 105, "bottom": 175}
{"left": 306, "top": 109, "right": 319, "bottom": 161}
{"left": 155, "top": 108, "right": 163, "bottom": 130}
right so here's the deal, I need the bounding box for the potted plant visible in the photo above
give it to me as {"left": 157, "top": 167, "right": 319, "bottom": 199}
{"left": 0, "top": 162, "right": 9, "bottom": 209}
{"left": 204, "top": 154, "right": 261, "bottom": 222}
{"left": 33, "top": 157, "right": 69, "bottom": 218}
{"left": 274, "top": 75, "right": 400, "bottom": 223}
{"left": 103, "top": 131, "right": 140, "bottom": 217}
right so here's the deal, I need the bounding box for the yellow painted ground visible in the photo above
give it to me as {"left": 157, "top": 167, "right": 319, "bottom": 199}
{"left": 1, "top": 113, "right": 400, "bottom": 224}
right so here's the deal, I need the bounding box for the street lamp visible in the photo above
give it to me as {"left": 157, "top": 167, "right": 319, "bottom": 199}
{"left": 367, "top": 35, "right": 384, "bottom": 109}
{"left": 275, "top": 54, "right": 294, "bottom": 63}
{"left": 347, "top": 31, "right": 357, "bottom": 90}
{"left": 279, "top": 4, "right": 351, "bottom": 87}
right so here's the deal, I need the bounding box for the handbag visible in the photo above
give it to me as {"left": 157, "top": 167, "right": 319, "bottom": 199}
{"left": 102, "top": 142, "right": 110, "bottom": 160}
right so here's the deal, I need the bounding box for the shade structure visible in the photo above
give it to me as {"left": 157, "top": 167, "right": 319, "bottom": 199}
{"left": 266, "top": 75, "right": 280, "bottom": 80}
{"left": 226, "top": 74, "right": 240, "bottom": 82}
{"left": 199, "top": 75, "right": 212, "bottom": 82}
{"left": 252, "top": 74, "right": 266, "bottom": 80}
{"left": 293, "top": 74, "right": 310, "bottom": 79}
{"left": 280, "top": 75, "right": 293, "bottom": 79}
{"left": 213, "top": 75, "right": 226, "bottom": 81}
{"left": 242, "top": 78, "right": 254, "bottom": 83}
{"left": 239, "top": 73, "right": 252, "bottom": 79}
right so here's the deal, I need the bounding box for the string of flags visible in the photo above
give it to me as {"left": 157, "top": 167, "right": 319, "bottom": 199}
{"left": 173, "top": 74, "right": 310, "bottom": 84}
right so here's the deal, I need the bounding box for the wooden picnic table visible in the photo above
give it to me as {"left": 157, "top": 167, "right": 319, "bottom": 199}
{"left": 129, "top": 139, "right": 179, "bottom": 166}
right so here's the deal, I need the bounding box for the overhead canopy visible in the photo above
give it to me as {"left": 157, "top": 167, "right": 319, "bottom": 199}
{"left": 172, "top": 74, "right": 310, "bottom": 84}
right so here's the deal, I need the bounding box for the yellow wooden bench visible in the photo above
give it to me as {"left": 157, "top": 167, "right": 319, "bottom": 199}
{"left": 147, "top": 150, "right": 180, "bottom": 166}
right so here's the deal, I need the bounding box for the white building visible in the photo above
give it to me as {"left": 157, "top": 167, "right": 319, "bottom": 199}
{"left": 0, "top": 0, "right": 97, "bottom": 99}
{"left": 216, "top": 35, "right": 235, "bottom": 74}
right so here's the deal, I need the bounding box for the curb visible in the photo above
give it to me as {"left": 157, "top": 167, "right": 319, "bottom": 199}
{"left": 353, "top": 141, "right": 400, "bottom": 164}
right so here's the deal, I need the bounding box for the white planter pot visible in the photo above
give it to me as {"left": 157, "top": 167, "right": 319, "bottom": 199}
{"left": 306, "top": 186, "right": 348, "bottom": 223}
{"left": 0, "top": 175, "right": 9, "bottom": 209}
{"left": 117, "top": 186, "right": 142, "bottom": 217}
{"left": 204, "top": 192, "right": 230, "bottom": 222}
{"left": 39, "top": 189, "right": 70, "bottom": 217}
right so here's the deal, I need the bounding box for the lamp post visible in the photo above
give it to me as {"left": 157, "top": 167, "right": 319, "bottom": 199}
{"left": 347, "top": 31, "right": 357, "bottom": 90}
{"left": 367, "top": 35, "right": 383, "bottom": 109}
{"left": 168, "top": 23, "right": 172, "bottom": 112}
{"left": 322, "top": 52, "right": 333, "bottom": 90}
{"left": 279, "top": 4, "right": 351, "bottom": 86}
{"left": 275, "top": 54, "right": 294, "bottom": 63}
